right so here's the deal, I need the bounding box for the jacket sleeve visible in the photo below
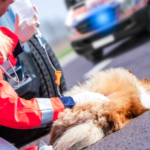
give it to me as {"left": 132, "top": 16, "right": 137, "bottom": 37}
{"left": 0, "top": 74, "right": 75, "bottom": 129}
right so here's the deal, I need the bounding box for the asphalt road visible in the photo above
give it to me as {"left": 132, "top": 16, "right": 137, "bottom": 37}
{"left": 63, "top": 31, "right": 150, "bottom": 90}
{"left": 20, "top": 31, "right": 150, "bottom": 150}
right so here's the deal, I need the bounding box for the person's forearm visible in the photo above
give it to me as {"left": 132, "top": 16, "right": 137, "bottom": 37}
{"left": 0, "top": 78, "right": 75, "bottom": 129}
{"left": 35, "top": 97, "right": 75, "bottom": 126}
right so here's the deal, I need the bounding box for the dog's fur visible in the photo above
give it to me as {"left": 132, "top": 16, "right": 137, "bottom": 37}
{"left": 49, "top": 68, "right": 150, "bottom": 150}
{"left": 1, "top": 28, "right": 149, "bottom": 150}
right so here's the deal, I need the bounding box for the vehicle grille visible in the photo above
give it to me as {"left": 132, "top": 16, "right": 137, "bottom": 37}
{"left": 75, "top": 9, "right": 116, "bottom": 34}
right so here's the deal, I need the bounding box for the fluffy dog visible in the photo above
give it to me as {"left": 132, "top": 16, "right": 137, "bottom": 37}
{"left": 49, "top": 68, "right": 150, "bottom": 150}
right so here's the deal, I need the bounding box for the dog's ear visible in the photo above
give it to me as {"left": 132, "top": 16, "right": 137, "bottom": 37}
{"left": 128, "top": 70, "right": 133, "bottom": 74}
{"left": 49, "top": 125, "right": 67, "bottom": 146}
{"left": 141, "top": 78, "right": 150, "bottom": 84}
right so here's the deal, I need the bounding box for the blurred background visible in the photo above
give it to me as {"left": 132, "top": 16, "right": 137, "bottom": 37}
{"left": 30, "top": 0, "right": 71, "bottom": 56}
{"left": 29, "top": 0, "right": 150, "bottom": 90}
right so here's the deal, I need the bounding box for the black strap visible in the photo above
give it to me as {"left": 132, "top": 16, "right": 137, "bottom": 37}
{"left": 13, "top": 42, "right": 24, "bottom": 57}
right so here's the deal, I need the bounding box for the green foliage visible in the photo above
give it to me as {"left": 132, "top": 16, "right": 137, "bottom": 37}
{"left": 56, "top": 48, "right": 73, "bottom": 60}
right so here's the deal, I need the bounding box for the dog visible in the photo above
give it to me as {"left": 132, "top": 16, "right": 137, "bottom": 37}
{"left": 49, "top": 68, "right": 150, "bottom": 150}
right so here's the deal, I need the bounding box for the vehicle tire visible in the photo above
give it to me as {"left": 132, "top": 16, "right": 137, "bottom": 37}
{"left": 28, "top": 35, "right": 67, "bottom": 98}
{"left": 0, "top": 36, "right": 67, "bottom": 148}
{"left": 84, "top": 49, "right": 103, "bottom": 62}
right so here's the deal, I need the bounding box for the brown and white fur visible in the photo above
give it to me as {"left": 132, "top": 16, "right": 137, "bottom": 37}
{"left": 49, "top": 68, "right": 150, "bottom": 150}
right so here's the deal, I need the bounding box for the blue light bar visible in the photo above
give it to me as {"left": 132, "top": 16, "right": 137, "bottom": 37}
{"left": 91, "top": 8, "right": 116, "bottom": 30}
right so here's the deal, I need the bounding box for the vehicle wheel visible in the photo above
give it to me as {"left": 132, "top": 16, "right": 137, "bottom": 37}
{"left": 84, "top": 49, "right": 103, "bottom": 62}
{"left": 28, "top": 35, "right": 67, "bottom": 98}
{"left": 0, "top": 36, "right": 67, "bottom": 148}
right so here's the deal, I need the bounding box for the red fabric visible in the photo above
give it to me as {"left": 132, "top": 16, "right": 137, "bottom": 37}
{"left": 0, "top": 27, "right": 19, "bottom": 52}
{"left": 0, "top": 71, "right": 42, "bottom": 129}
{"left": 0, "top": 53, "right": 4, "bottom": 65}
{"left": 22, "top": 145, "right": 38, "bottom": 150}
{"left": 0, "top": 70, "right": 66, "bottom": 129}
{"left": 7, "top": 53, "right": 17, "bottom": 66}
{"left": 0, "top": 27, "right": 18, "bottom": 66}
{"left": 51, "top": 97, "right": 65, "bottom": 122}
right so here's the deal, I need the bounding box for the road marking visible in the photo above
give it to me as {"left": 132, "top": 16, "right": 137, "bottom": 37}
{"left": 59, "top": 51, "right": 78, "bottom": 68}
{"left": 84, "top": 58, "right": 113, "bottom": 79}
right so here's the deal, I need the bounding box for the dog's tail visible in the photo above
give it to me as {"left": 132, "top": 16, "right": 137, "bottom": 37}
{"left": 53, "top": 121, "right": 104, "bottom": 150}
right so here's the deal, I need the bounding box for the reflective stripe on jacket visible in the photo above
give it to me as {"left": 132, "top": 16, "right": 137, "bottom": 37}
{"left": 0, "top": 137, "right": 38, "bottom": 150}
{"left": 0, "top": 71, "right": 75, "bottom": 129}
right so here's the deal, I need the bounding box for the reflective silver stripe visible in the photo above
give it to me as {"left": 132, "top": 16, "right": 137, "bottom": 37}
{"left": 36, "top": 98, "right": 54, "bottom": 126}
{"left": 0, "top": 138, "right": 18, "bottom": 150}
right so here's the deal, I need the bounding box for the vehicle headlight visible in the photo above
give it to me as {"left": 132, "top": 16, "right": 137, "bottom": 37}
{"left": 94, "top": 8, "right": 116, "bottom": 26}
{"left": 88, "top": 6, "right": 117, "bottom": 31}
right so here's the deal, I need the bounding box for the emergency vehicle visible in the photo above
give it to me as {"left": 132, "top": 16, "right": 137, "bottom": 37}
{"left": 65, "top": 0, "right": 150, "bottom": 61}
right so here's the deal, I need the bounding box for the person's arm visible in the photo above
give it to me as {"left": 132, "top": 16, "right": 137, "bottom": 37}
{"left": 0, "top": 76, "right": 110, "bottom": 129}
{"left": 0, "top": 68, "right": 109, "bottom": 129}
{"left": 0, "top": 73, "right": 75, "bottom": 129}
{"left": 15, "top": 5, "right": 40, "bottom": 47}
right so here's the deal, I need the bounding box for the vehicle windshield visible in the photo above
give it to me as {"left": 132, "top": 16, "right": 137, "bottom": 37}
{"left": 65, "top": 0, "right": 85, "bottom": 9}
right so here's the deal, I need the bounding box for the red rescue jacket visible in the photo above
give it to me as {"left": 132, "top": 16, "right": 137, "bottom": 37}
{"left": 0, "top": 70, "right": 75, "bottom": 129}
{"left": 0, "top": 27, "right": 75, "bottom": 129}
{"left": 0, "top": 26, "right": 75, "bottom": 150}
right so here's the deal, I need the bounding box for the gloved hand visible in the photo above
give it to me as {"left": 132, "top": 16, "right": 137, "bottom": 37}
{"left": 72, "top": 91, "right": 110, "bottom": 104}
{"left": 38, "top": 140, "right": 53, "bottom": 150}
{"left": 15, "top": 5, "right": 40, "bottom": 46}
